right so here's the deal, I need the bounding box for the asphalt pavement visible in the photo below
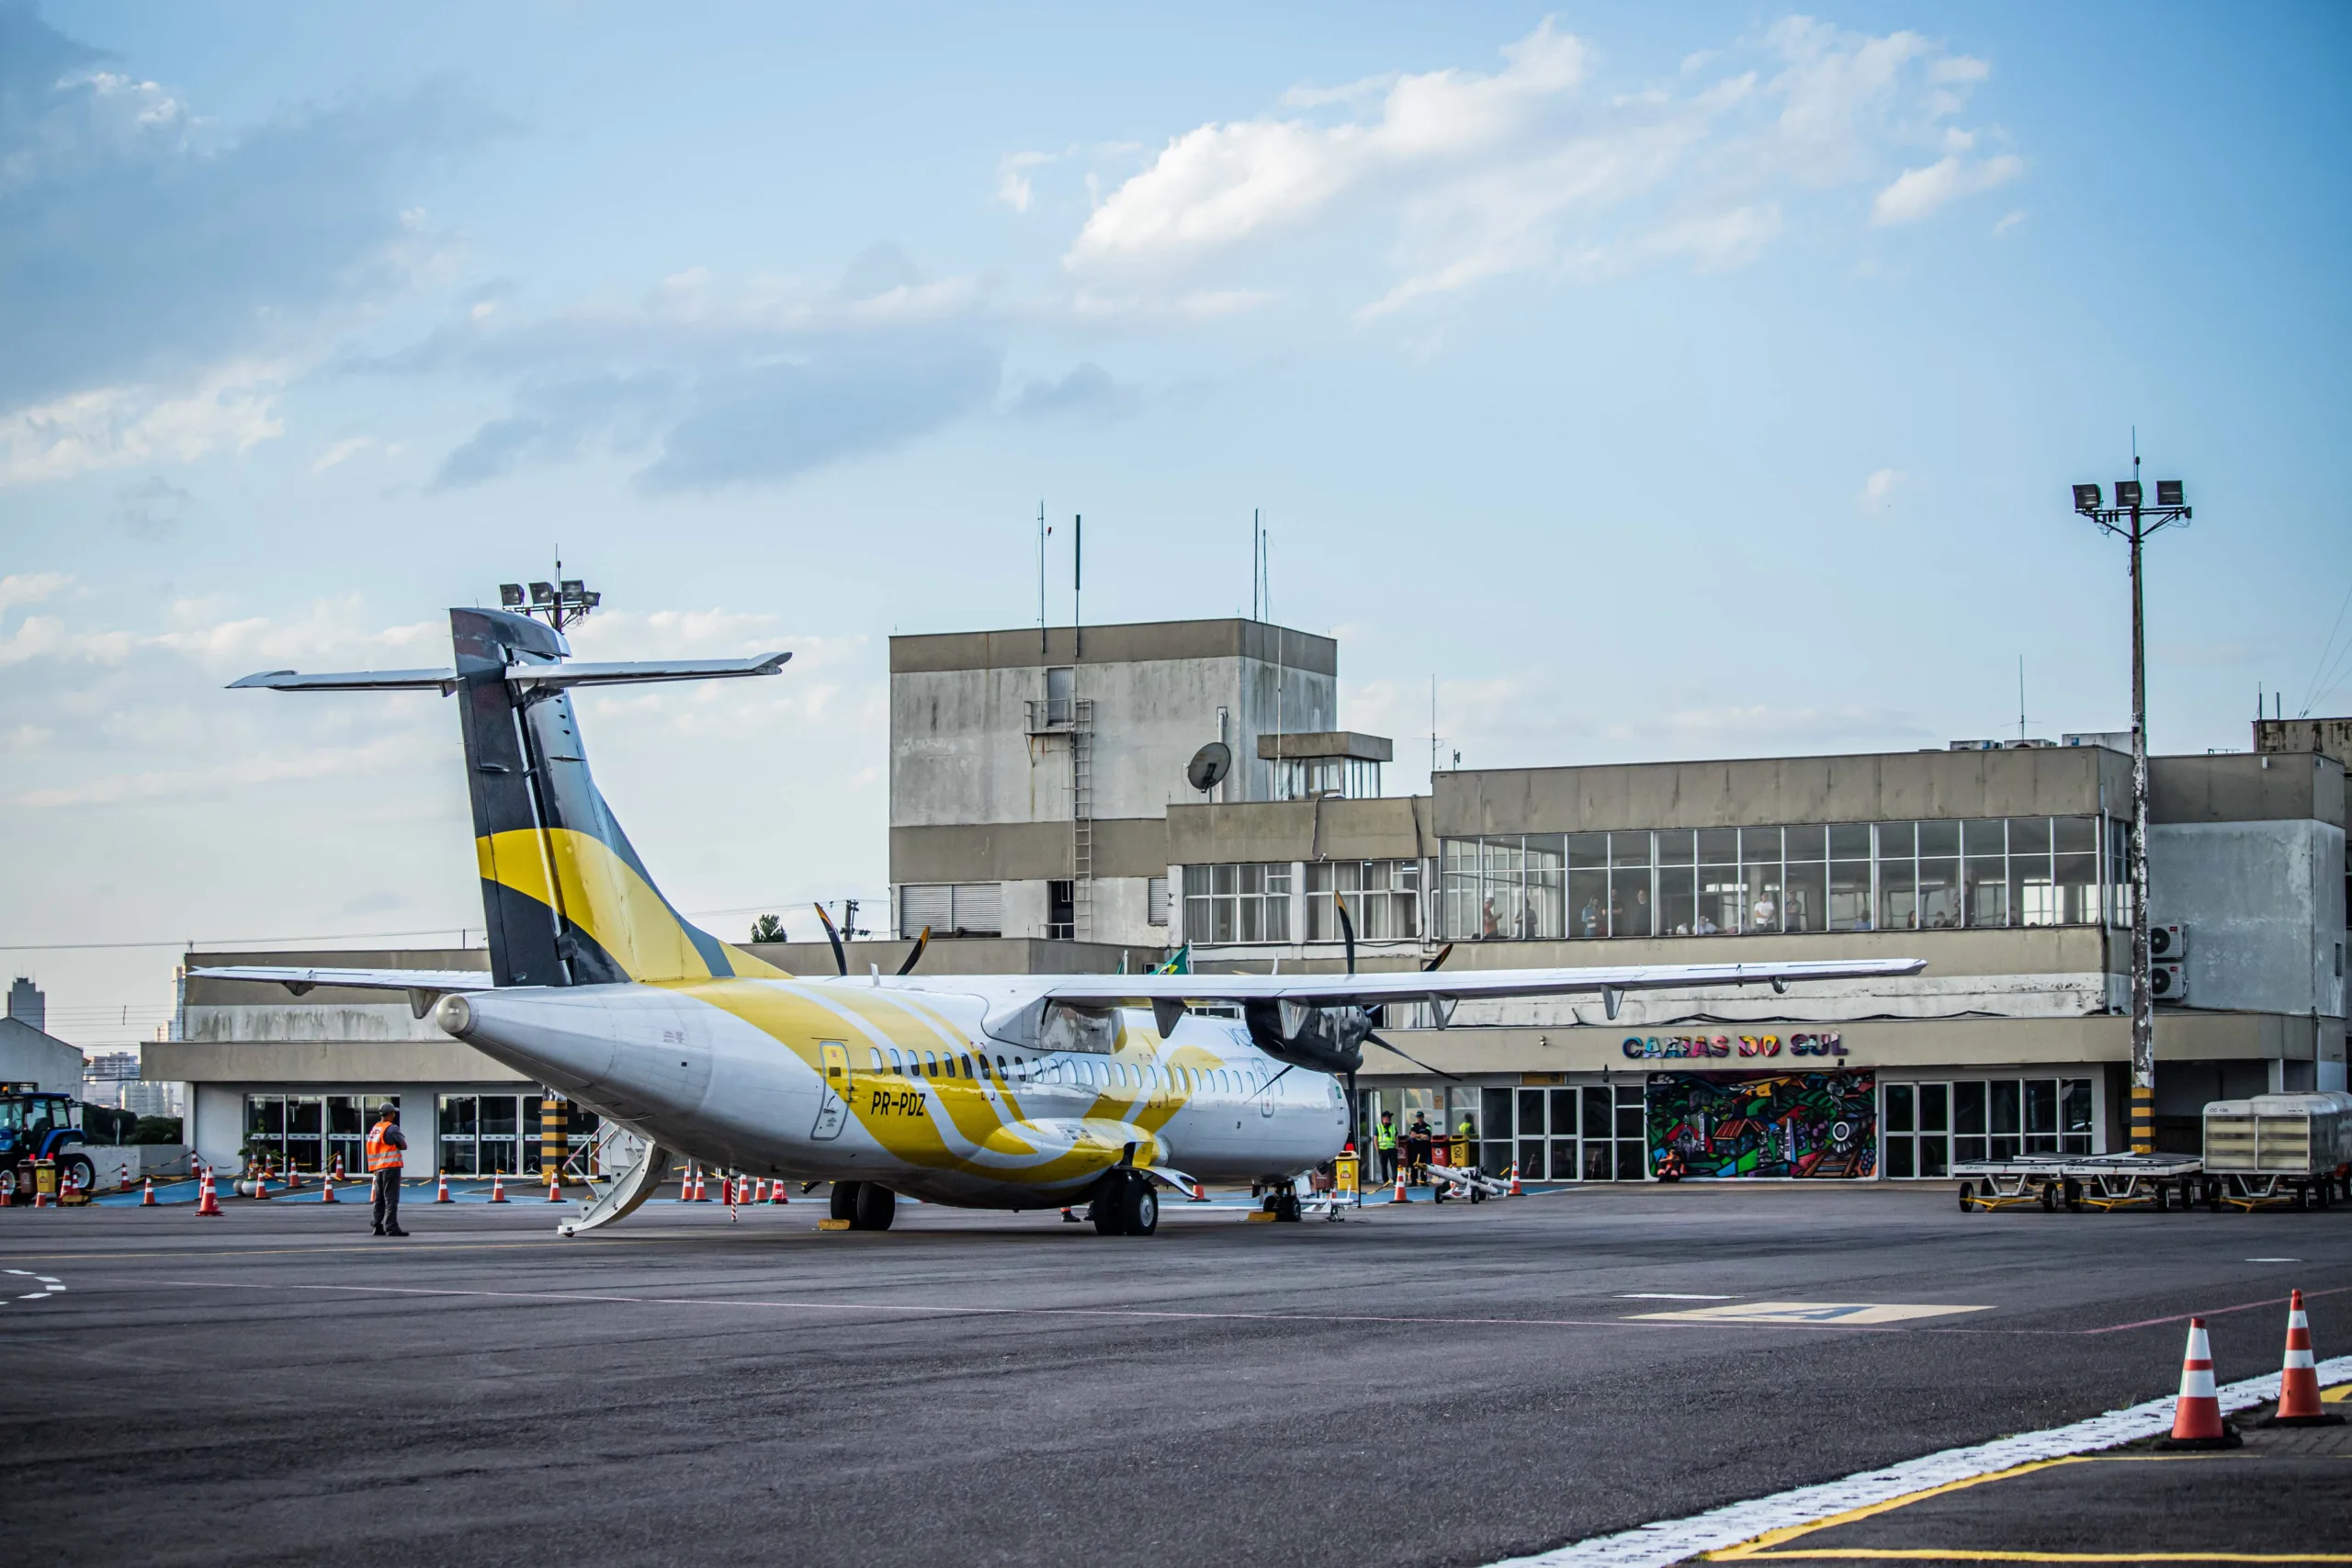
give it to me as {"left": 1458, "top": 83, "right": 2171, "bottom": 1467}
{"left": 5, "top": 1183, "right": 2348, "bottom": 1568}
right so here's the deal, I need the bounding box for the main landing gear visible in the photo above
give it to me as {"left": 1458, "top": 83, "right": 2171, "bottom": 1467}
{"left": 1089, "top": 1169, "right": 1159, "bottom": 1236}
{"left": 1261, "top": 1187, "right": 1301, "bottom": 1222}
{"left": 830, "top": 1180, "right": 897, "bottom": 1231}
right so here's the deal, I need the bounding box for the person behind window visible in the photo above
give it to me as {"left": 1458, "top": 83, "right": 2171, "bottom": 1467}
{"left": 1751, "top": 892, "right": 1776, "bottom": 931}
{"left": 1695, "top": 912, "right": 1718, "bottom": 935}
{"left": 1580, "top": 897, "right": 1600, "bottom": 938}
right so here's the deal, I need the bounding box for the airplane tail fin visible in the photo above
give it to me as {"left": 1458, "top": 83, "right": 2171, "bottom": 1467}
{"left": 233, "top": 606, "right": 792, "bottom": 988}
{"left": 448, "top": 607, "right": 789, "bottom": 987}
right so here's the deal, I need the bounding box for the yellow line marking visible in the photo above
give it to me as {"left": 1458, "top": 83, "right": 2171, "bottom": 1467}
{"left": 1707, "top": 1456, "right": 2265, "bottom": 1562}
{"left": 2323, "top": 1382, "right": 2350, "bottom": 1404}
{"left": 1732, "top": 1554, "right": 2352, "bottom": 1563}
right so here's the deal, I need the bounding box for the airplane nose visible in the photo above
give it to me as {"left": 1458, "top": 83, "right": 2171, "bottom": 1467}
{"left": 436, "top": 988, "right": 619, "bottom": 1100}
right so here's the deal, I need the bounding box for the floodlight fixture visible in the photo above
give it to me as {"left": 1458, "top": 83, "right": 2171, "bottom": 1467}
{"left": 499, "top": 583, "right": 526, "bottom": 608}
{"left": 560, "top": 579, "right": 585, "bottom": 601}
{"left": 2114, "top": 479, "right": 2143, "bottom": 508}
{"left": 2072, "top": 483, "right": 2102, "bottom": 513}
{"left": 530, "top": 581, "right": 556, "bottom": 605}
{"left": 2155, "top": 479, "right": 2184, "bottom": 507}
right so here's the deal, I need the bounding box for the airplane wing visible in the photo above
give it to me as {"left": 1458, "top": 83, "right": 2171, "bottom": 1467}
{"left": 1031, "top": 956, "right": 1925, "bottom": 1014}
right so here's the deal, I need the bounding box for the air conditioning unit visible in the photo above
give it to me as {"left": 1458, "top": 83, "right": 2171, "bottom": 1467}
{"left": 2150, "top": 923, "right": 2187, "bottom": 960}
{"left": 2151, "top": 961, "right": 2188, "bottom": 1002}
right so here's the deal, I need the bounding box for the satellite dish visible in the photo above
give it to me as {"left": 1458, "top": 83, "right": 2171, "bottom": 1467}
{"left": 1186, "top": 741, "right": 1232, "bottom": 795}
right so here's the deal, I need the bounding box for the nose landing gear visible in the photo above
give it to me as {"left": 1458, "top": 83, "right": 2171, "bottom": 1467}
{"left": 1089, "top": 1170, "right": 1159, "bottom": 1235}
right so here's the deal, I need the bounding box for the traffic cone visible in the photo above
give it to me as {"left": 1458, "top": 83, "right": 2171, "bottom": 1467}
{"left": 435, "top": 1171, "right": 453, "bottom": 1203}
{"left": 196, "top": 1169, "right": 223, "bottom": 1217}
{"left": 1392, "top": 1163, "right": 1409, "bottom": 1204}
{"left": 691, "top": 1167, "right": 709, "bottom": 1202}
{"left": 489, "top": 1171, "right": 507, "bottom": 1203}
{"left": 1508, "top": 1162, "right": 1524, "bottom": 1197}
{"left": 769, "top": 1179, "right": 786, "bottom": 1204}
{"left": 547, "top": 1170, "right": 564, "bottom": 1203}
{"left": 2165, "top": 1317, "right": 2233, "bottom": 1446}
{"left": 2268, "top": 1290, "right": 2344, "bottom": 1426}
{"left": 1191, "top": 1180, "right": 1208, "bottom": 1203}
{"left": 321, "top": 1170, "right": 338, "bottom": 1203}
{"left": 141, "top": 1177, "right": 156, "bottom": 1207}
{"left": 751, "top": 1179, "right": 766, "bottom": 1203}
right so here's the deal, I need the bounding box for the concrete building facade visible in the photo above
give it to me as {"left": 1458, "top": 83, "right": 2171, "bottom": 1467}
{"left": 144, "top": 615, "right": 2350, "bottom": 1185}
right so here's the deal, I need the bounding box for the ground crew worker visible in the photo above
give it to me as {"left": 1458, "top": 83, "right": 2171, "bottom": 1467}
{"left": 1405, "top": 1112, "right": 1432, "bottom": 1185}
{"left": 1454, "top": 1114, "right": 1476, "bottom": 1170}
{"left": 1374, "top": 1111, "right": 1398, "bottom": 1183}
{"left": 366, "top": 1104, "right": 409, "bottom": 1237}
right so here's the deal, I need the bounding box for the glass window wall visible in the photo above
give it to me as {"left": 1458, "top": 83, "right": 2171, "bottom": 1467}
{"left": 1183, "top": 863, "right": 1292, "bottom": 944}
{"left": 1306, "top": 860, "right": 1419, "bottom": 942}
{"left": 1441, "top": 816, "right": 2113, "bottom": 939}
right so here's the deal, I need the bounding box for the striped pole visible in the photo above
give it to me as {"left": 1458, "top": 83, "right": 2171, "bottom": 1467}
{"left": 2129, "top": 1083, "right": 2155, "bottom": 1157}
{"left": 541, "top": 1093, "right": 565, "bottom": 1192}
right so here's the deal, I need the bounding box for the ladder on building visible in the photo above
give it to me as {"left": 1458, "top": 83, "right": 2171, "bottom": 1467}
{"left": 1070, "top": 697, "right": 1095, "bottom": 942}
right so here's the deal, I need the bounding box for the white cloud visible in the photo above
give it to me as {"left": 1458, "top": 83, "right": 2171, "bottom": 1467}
{"left": 1860, "top": 467, "right": 1906, "bottom": 509}
{"left": 0, "top": 572, "right": 73, "bottom": 613}
{"left": 311, "top": 436, "right": 375, "bottom": 473}
{"left": 1994, "top": 208, "right": 2026, "bottom": 235}
{"left": 1059, "top": 17, "right": 2018, "bottom": 314}
{"left": 1871, "top": 152, "right": 2023, "bottom": 225}
{"left": 0, "top": 364, "right": 286, "bottom": 486}
{"left": 996, "top": 151, "right": 1054, "bottom": 213}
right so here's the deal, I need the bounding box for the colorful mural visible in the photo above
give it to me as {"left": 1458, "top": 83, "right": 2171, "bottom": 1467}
{"left": 1646, "top": 1071, "right": 1878, "bottom": 1179}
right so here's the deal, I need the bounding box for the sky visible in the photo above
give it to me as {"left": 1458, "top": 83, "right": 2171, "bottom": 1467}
{"left": 4, "top": 1, "right": 2349, "bottom": 1050}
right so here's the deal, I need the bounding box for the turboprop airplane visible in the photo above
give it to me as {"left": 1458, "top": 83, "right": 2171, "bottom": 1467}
{"left": 198, "top": 606, "right": 1926, "bottom": 1238}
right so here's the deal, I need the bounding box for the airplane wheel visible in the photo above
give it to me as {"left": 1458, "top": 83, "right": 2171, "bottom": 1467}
{"left": 1121, "top": 1175, "right": 1159, "bottom": 1236}
{"left": 830, "top": 1181, "right": 860, "bottom": 1223}
{"left": 1274, "top": 1189, "right": 1301, "bottom": 1223}
{"left": 853, "top": 1183, "right": 896, "bottom": 1232}
{"left": 1957, "top": 1180, "right": 1974, "bottom": 1213}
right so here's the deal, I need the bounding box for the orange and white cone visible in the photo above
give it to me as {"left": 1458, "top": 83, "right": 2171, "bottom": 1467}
{"left": 321, "top": 1170, "right": 337, "bottom": 1203}
{"left": 547, "top": 1170, "right": 565, "bottom": 1203}
{"left": 435, "top": 1171, "right": 453, "bottom": 1203}
{"left": 2271, "top": 1289, "right": 2342, "bottom": 1425}
{"left": 1508, "top": 1163, "right": 1524, "bottom": 1197}
{"left": 692, "top": 1167, "right": 709, "bottom": 1202}
{"left": 1392, "top": 1163, "right": 1409, "bottom": 1204}
{"left": 1191, "top": 1180, "right": 1208, "bottom": 1203}
{"left": 2168, "top": 1317, "right": 2228, "bottom": 1442}
{"left": 196, "top": 1169, "right": 223, "bottom": 1217}
{"left": 489, "top": 1171, "right": 507, "bottom": 1203}
{"left": 141, "top": 1176, "right": 157, "bottom": 1207}
{"left": 769, "top": 1179, "right": 786, "bottom": 1204}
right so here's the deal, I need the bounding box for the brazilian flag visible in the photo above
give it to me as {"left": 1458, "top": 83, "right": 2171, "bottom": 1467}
{"left": 1152, "top": 943, "right": 1191, "bottom": 976}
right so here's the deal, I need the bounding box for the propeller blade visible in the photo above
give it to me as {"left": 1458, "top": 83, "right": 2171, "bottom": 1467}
{"left": 1420, "top": 942, "right": 1453, "bottom": 973}
{"left": 1363, "top": 1031, "right": 1462, "bottom": 1081}
{"left": 1336, "top": 895, "right": 1357, "bottom": 976}
{"left": 895, "top": 926, "right": 932, "bottom": 976}
{"left": 1260, "top": 1063, "right": 1298, "bottom": 1097}
{"left": 812, "top": 902, "right": 847, "bottom": 977}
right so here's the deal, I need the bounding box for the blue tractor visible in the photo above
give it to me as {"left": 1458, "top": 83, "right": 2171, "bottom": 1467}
{"left": 0, "top": 1084, "right": 96, "bottom": 1203}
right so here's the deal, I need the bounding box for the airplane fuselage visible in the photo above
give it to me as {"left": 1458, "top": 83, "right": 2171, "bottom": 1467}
{"left": 441, "top": 976, "right": 1350, "bottom": 1208}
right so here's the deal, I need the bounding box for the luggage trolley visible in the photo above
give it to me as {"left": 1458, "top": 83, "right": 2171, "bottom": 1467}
{"left": 1955, "top": 1153, "right": 2204, "bottom": 1213}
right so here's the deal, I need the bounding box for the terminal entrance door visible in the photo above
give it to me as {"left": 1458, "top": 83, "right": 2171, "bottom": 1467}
{"left": 1512, "top": 1084, "right": 1646, "bottom": 1180}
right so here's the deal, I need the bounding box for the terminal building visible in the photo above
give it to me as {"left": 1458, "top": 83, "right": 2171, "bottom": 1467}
{"left": 153, "top": 615, "right": 2348, "bottom": 1183}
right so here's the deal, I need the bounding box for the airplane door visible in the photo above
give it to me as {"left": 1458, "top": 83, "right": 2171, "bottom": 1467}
{"left": 811, "top": 1042, "right": 852, "bottom": 1141}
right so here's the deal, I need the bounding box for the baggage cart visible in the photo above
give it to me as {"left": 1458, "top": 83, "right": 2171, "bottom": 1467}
{"left": 2199, "top": 1092, "right": 2352, "bottom": 1211}
{"left": 1954, "top": 1152, "right": 2204, "bottom": 1213}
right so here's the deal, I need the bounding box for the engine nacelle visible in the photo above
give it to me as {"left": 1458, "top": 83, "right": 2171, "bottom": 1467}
{"left": 1243, "top": 999, "right": 1371, "bottom": 1077}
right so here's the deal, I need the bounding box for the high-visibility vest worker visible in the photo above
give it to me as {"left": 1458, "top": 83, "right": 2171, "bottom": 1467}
{"left": 365, "top": 1121, "right": 403, "bottom": 1172}
{"left": 365, "top": 1107, "right": 411, "bottom": 1238}
{"left": 1374, "top": 1120, "right": 1397, "bottom": 1152}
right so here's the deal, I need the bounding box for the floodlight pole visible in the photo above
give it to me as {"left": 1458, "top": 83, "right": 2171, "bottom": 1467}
{"left": 2074, "top": 457, "right": 2190, "bottom": 1154}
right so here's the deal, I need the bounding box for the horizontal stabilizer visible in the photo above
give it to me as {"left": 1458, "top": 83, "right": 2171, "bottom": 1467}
{"left": 505, "top": 653, "right": 789, "bottom": 688}
{"left": 229, "top": 668, "right": 457, "bottom": 692}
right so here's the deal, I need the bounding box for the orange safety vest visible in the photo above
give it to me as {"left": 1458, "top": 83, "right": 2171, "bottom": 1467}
{"left": 364, "top": 1123, "right": 402, "bottom": 1173}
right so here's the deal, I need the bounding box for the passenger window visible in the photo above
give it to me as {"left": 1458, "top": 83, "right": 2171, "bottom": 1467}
{"left": 868, "top": 1047, "right": 884, "bottom": 1071}
{"left": 959, "top": 1055, "right": 972, "bottom": 1078}
{"left": 997, "top": 1055, "right": 1010, "bottom": 1078}
{"left": 923, "top": 1051, "right": 938, "bottom": 1077}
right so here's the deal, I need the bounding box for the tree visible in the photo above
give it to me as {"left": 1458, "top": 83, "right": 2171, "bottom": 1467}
{"left": 748, "top": 913, "right": 786, "bottom": 943}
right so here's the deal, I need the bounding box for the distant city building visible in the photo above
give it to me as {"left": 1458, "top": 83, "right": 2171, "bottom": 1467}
{"left": 7, "top": 976, "right": 46, "bottom": 1032}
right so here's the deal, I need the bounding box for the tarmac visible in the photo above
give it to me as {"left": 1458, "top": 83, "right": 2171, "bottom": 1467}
{"left": 4, "top": 1181, "right": 2347, "bottom": 1568}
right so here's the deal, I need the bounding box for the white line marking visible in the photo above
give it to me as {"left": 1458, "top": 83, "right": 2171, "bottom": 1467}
{"left": 2247, "top": 1258, "right": 2301, "bottom": 1263}
{"left": 1630, "top": 1301, "right": 1992, "bottom": 1326}
{"left": 1487, "top": 1353, "right": 2352, "bottom": 1568}
{"left": 1619, "top": 1293, "right": 1736, "bottom": 1301}
{"left": 0, "top": 1269, "right": 66, "bottom": 1305}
